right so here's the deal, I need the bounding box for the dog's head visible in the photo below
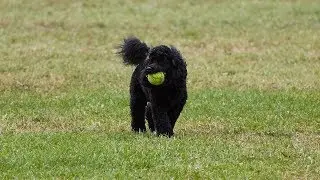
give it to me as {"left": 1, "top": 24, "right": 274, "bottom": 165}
{"left": 117, "top": 36, "right": 187, "bottom": 88}
{"left": 141, "top": 45, "right": 187, "bottom": 88}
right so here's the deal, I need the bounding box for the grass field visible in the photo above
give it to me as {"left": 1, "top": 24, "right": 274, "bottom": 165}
{"left": 1, "top": 0, "right": 320, "bottom": 179}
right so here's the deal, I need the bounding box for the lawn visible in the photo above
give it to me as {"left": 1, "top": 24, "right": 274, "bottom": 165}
{"left": 0, "top": 0, "right": 319, "bottom": 179}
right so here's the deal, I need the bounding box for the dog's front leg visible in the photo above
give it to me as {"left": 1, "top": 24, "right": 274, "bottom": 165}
{"left": 152, "top": 108, "right": 173, "bottom": 137}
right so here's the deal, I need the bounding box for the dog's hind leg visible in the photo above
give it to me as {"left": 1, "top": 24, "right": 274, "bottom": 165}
{"left": 168, "top": 106, "right": 184, "bottom": 130}
{"left": 168, "top": 96, "right": 187, "bottom": 129}
{"left": 145, "top": 102, "right": 155, "bottom": 132}
{"left": 130, "top": 83, "right": 147, "bottom": 132}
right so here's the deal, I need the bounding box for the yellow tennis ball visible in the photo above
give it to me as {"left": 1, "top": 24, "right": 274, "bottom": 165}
{"left": 147, "top": 72, "right": 165, "bottom": 85}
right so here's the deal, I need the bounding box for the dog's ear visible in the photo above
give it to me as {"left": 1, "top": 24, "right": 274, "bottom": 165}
{"left": 170, "top": 54, "right": 177, "bottom": 67}
{"left": 169, "top": 46, "right": 187, "bottom": 81}
{"left": 170, "top": 46, "right": 184, "bottom": 68}
{"left": 117, "top": 37, "right": 150, "bottom": 66}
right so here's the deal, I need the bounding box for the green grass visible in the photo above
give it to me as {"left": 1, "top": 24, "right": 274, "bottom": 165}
{"left": 1, "top": 0, "right": 320, "bottom": 179}
{"left": 1, "top": 131, "right": 318, "bottom": 179}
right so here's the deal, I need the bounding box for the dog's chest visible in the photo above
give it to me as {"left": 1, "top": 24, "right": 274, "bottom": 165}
{"left": 145, "top": 88, "right": 177, "bottom": 105}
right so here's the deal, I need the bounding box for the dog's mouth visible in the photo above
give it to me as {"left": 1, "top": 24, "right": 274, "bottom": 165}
{"left": 145, "top": 72, "right": 166, "bottom": 76}
{"left": 141, "top": 71, "right": 167, "bottom": 87}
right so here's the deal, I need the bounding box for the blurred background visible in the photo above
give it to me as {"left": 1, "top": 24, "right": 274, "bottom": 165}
{"left": 1, "top": 1, "right": 320, "bottom": 178}
{"left": 1, "top": 0, "right": 319, "bottom": 93}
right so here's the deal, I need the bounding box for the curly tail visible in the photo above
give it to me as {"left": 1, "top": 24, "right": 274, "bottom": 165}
{"left": 117, "top": 37, "right": 150, "bottom": 66}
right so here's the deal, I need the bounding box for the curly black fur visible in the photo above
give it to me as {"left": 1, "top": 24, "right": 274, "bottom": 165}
{"left": 117, "top": 37, "right": 187, "bottom": 137}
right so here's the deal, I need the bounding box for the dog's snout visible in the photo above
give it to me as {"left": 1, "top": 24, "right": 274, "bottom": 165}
{"left": 146, "top": 66, "right": 153, "bottom": 72}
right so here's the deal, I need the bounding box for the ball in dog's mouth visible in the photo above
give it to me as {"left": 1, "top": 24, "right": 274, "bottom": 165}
{"left": 146, "top": 72, "right": 165, "bottom": 85}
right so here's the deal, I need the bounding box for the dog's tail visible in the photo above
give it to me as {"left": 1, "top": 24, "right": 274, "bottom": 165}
{"left": 117, "top": 37, "right": 150, "bottom": 66}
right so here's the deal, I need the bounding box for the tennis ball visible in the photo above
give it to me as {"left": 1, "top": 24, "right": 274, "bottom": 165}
{"left": 146, "top": 72, "right": 165, "bottom": 85}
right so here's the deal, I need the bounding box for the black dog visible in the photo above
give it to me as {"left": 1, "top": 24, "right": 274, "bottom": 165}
{"left": 117, "top": 37, "right": 187, "bottom": 137}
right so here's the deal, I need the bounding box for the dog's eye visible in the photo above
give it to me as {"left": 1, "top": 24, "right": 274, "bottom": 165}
{"left": 149, "top": 58, "right": 157, "bottom": 64}
{"left": 146, "top": 58, "right": 152, "bottom": 63}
